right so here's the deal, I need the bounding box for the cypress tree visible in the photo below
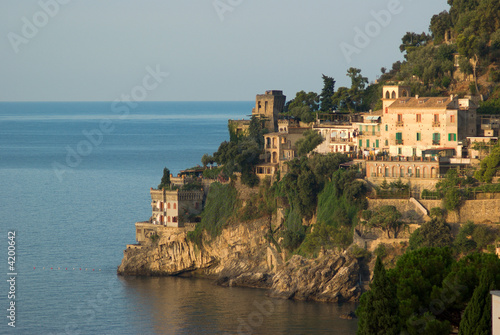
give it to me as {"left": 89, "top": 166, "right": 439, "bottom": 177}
{"left": 458, "top": 270, "right": 494, "bottom": 335}
{"left": 356, "top": 257, "right": 400, "bottom": 335}
{"left": 158, "top": 167, "right": 171, "bottom": 189}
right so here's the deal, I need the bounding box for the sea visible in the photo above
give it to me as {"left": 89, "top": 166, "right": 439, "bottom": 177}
{"left": 0, "top": 101, "right": 358, "bottom": 334}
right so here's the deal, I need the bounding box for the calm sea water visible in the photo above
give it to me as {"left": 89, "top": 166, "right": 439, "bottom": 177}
{"left": 0, "top": 102, "right": 357, "bottom": 334}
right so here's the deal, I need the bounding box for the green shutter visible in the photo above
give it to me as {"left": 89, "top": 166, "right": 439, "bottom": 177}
{"left": 376, "top": 139, "right": 379, "bottom": 148}
{"left": 366, "top": 139, "right": 370, "bottom": 148}
{"left": 359, "top": 139, "right": 362, "bottom": 148}
{"left": 396, "top": 133, "right": 402, "bottom": 140}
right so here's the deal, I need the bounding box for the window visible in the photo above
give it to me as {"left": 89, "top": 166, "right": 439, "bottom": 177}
{"left": 397, "top": 114, "right": 403, "bottom": 122}
{"left": 366, "top": 139, "right": 370, "bottom": 148}
{"left": 396, "top": 132, "right": 403, "bottom": 144}
{"left": 416, "top": 132, "right": 421, "bottom": 141}
{"left": 385, "top": 139, "right": 388, "bottom": 146}
{"left": 167, "top": 203, "right": 171, "bottom": 209}
{"left": 359, "top": 139, "right": 362, "bottom": 148}
{"left": 413, "top": 148, "right": 417, "bottom": 156}
{"left": 376, "top": 139, "right": 379, "bottom": 148}
{"left": 372, "top": 125, "right": 375, "bottom": 135}
{"left": 448, "top": 133, "right": 457, "bottom": 141}
{"left": 434, "top": 114, "right": 439, "bottom": 122}
{"left": 416, "top": 114, "right": 421, "bottom": 122}
{"left": 416, "top": 167, "right": 420, "bottom": 178}
{"left": 450, "top": 115, "right": 455, "bottom": 123}
{"left": 398, "top": 148, "right": 402, "bottom": 155}
{"left": 432, "top": 133, "right": 441, "bottom": 145}
{"left": 385, "top": 124, "right": 388, "bottom": 131}
{"left": 173, "top": 203, "right": 176, "bottom": 209}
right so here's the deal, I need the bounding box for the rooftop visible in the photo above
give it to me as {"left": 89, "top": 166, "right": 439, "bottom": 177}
{"left": 389, "top": 97, "right": 454, "bottom": 109}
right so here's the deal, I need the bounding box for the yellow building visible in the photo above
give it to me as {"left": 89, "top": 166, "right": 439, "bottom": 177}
{"left": 381, "top": 86, "right": 477, "bottom": 157}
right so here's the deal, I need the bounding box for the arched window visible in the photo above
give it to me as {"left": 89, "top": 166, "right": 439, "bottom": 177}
{"left": 385, "top": 91, "right": 390, "bottom": 99}
{"left": 167, "top": 216, "right": 171, "bottom": 222}
{"left": 173, "top": 203, "right": 176, "bottom": 210}
{"left": 391, "top": 91, "right": 396, "bottom": 99}
{"left": 400, "top": 167, "right": 404, "bottom": 177}
{"left": 167, "top": 203, "right": 171, "bottom": 209}
{"left": 173, "top": 217, "right": 177, "bottom": 223}
{"left": 402, "top": 90, "right": 408, "bottom": 97}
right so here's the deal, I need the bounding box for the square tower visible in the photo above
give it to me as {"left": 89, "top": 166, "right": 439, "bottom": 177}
{"left": 252, "top": 90, "right": 286, "bottom": 132}
{"left": 382, "top": 85, "right": 411, "bottom": 111}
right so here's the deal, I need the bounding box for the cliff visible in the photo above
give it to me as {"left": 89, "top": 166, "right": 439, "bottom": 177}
{"left": 118, "top": 218, "right": 362, "bottom": 303}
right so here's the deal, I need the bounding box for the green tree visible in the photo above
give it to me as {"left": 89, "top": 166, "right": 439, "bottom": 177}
{"left": 158, "top": 167, "right": 171, "bottom": 189}
{"left": 201, "top": 154, "right": 215, "bottom": 168}
{"left": 356, "top": 257, "right": 400, "bottom": 335}
{"left": 367, "top": 205, "right": 405, "bottom": 238}
{"left": 391, "top": 248, "right": 454, "bottom": 330}
{"left": 409, "top": 216, "right": 453, "bottom": 250}
{"left": 399, "top": 32, "right": 431, "bottom": 54}
{"left": 454, "top": 221, "right": 478, "bottom": 254}
{"left": 295, "top": 130, "right": 324, "bottom": 156}
{"left": 429, "top": 11, "right": 452, "bottom": 43}
{"left": 284, "top": 91, "right": 319, "bottom": 122}
{"left": 458, "top": 270, "right": 494, "bottom": 335}
{"left": 474, "top": 144, "right": 500, "bottom": 182}
{"left": 319, "top": 74, "right": 336, "bottom": 112}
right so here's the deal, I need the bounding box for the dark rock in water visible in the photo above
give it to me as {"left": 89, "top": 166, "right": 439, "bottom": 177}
{"left": 339, "top": 311, "right": 357, "bottom": 320}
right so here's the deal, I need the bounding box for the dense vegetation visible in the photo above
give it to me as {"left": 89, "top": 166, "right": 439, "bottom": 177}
{"left": 357, "top": 250, "right": 500, "bottom": 334}
{"left": 187, "top": 182, "right": 239, "bottom": 246}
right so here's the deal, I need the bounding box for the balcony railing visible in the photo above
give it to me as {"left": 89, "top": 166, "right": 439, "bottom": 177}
{"left": 395, "top": 139, "right": 404, "bottom": 145}
{"left": 432, "top": 140, "right": 440, "bottom": 145}
{"left": 396, "top": 121, "right": 404, "bottom": 127}
{"left": 432, "top": 122, "right": 441, "bottom": 127}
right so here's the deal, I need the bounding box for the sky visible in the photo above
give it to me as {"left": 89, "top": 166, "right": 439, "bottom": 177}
{"left": 0, "top": 0, "right": 450, "bottom": 102}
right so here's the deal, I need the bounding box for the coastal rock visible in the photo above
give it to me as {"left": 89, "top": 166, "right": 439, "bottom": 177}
{"left": 269, "top": 250, "right": 361, "bottom": 303}
{"left": 118, "top": 218, "right": 279, "bottom": 289}
{"left": 118, "top": 219, "right": 363, "bottom": 302}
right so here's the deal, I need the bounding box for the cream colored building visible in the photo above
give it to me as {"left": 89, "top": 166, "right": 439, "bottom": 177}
{"left": 255, "top": 127, "right": 307, "bottom": 179}
{"left": 150, "top": 188, "right": 203, "bottom": 228}
{"left": 381, "top": 85, "right": 477, "bottom": 157}
{"left": 492, "top": 291, "right": 500, "bottom": 335}
{"left": 355, "top": 113, "right": 383, "bottom": 156}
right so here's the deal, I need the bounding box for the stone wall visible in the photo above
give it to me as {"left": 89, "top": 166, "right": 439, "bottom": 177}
{"left": 368, "top": 198, "right": 500, "bottom": 224}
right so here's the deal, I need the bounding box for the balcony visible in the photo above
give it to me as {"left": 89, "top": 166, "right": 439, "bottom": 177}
{"left": 395, "top": 139, "right": 404, "bottom": 145}
{"left": 432, "top": 122, "right": 441, "bottom": 127}
{"left": 432, "top": 140, "right": 440, "bottom": 145}
{"left": 396, "top": 121, "right": 404, "bottom": 127}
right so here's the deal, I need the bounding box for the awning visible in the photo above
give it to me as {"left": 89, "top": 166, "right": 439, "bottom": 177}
{"left": 339, "top": 132, "right": 348, "bottom": 138}
{"left": 365, "top": 116, "right": 381, "bottom": 121}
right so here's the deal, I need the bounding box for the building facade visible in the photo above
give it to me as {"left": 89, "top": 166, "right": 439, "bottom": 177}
{"left": 150, "top": 188, "right": 204, "bottom": 228}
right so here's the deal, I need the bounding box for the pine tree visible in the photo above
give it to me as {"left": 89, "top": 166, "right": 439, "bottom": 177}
{"left": 356, "top": 257, "right": 400, "bottom": 335}
{"left": 458, "top": 270, "right": 494, "bottom": 335}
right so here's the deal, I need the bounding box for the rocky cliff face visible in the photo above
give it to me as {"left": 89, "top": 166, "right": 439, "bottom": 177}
{"left": 270, "top": 250, "right": 361, "bottom": 303}
{"left": 118, "top": 219, "right": 362, "bottom": 302}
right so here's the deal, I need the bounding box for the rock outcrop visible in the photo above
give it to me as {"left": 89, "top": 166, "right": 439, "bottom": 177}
{"left": 118, "top": 218, "right": 279, "bottom": 289}
{"left": 269, "top": 251, "right": 361, "bottom": 303}
{"left": 118, "top": 219, "right": 362, "bottom": 302}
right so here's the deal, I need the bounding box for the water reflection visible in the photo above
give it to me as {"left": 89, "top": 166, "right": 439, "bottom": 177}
{"left": 121, "top": 276, "right": 358, "bottom": 334}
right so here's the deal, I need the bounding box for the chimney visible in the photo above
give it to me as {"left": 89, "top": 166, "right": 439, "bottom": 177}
{"left": 415, "top": 95, "right": 419, "bottom": 99}
{"left": 450, "top": 94, "right": 454, "bottom": 100}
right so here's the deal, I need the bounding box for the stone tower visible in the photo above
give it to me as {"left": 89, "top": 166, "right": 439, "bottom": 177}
{"left": 252, "top": 90, "right": 286, "bottom": 132}
{"left": 382, "top": 85, "right": 411, "bottom": 111}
